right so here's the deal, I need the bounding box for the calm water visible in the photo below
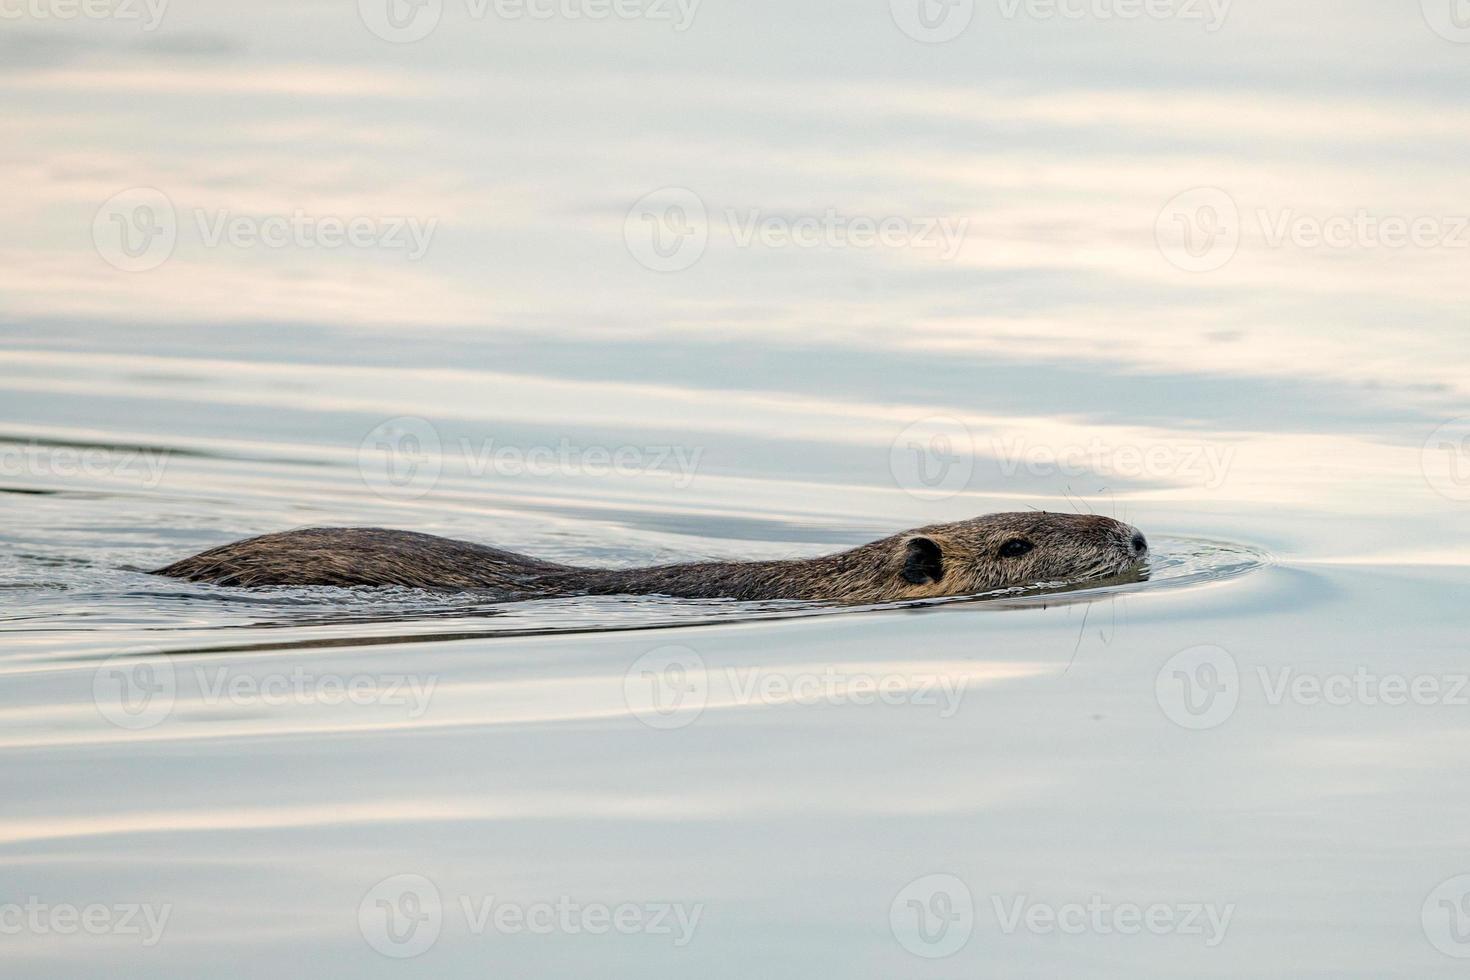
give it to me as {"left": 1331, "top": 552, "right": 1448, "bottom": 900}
{"left": 6, "top": 2, "right": 1470, "bottom": 976}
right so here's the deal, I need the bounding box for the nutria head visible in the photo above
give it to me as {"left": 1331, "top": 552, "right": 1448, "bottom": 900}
{"left": 880, "top": 511, "right": 1147, "bottom": 600}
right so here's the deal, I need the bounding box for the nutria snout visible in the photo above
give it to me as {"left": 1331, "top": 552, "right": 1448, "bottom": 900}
{"left": 153, "top": 512, "right": 1148, "bottom": 603}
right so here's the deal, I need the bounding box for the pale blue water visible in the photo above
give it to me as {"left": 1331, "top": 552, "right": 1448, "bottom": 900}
{"left": 5, "top": 2, "right": 1470, "bottom": 976}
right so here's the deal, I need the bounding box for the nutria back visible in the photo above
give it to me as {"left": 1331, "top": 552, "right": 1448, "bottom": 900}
{"left": 154, "top": 528, "right": 567, "bottom": 592}
{"left": 153, "top": 512, "right": 1148, "bottom": 603}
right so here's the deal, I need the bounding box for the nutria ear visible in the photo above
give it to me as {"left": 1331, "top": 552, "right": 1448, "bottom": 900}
{"left": 900, "top": 536, "right": 945, "bottom": 585}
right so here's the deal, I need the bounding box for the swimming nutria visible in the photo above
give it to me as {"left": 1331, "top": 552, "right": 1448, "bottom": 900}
{"left": 153, "top": 513, "right": 1148, "bottom": 603}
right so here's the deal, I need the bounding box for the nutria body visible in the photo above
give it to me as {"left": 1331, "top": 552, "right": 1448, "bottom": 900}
{"left": 153, "top": 513, "right": 1148, "bottom": 603}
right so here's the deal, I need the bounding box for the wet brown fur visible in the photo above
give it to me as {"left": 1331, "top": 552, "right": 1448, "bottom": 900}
{"left": 153, "top": 513, "right": 1147, "bottom": 603}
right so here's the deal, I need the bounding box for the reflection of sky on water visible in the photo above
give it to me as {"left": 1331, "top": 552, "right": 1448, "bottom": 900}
{"left": 4, "top": 320, "right": 1452, "bottom": 435}
{"left": 4, "top": 5, "right": 1470, "bottom": 422}
{"left": 4, "top": 3, "right": 1470, "bottom": 977}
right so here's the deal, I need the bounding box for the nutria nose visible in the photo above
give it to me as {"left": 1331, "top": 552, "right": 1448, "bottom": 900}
{"left": 1130, "top": 531, "right": 1148, "bottom": 555}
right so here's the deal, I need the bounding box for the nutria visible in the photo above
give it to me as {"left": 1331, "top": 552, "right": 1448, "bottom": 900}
{"left": 152, "top": 512, "right": 1148, "bottom": 603}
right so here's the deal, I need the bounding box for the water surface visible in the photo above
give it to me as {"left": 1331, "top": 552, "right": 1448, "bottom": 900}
{"left": 4, "top": 3, "right": 1470, "bottom": 976}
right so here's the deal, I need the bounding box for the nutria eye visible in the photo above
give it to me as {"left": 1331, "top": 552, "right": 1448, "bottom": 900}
{"left": 998, "top": 538, "right": 1034, "bottom": 559}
